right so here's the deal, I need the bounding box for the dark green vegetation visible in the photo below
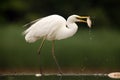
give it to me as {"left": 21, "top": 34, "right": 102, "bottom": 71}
{"left": 0, "top": 25, "right": 120, "bottom": 70}
{"left": 0, "top": 0, "right": 120, "bottom": 29}
{"left": 0, "top": 0, "right": 120, "bottom": 72}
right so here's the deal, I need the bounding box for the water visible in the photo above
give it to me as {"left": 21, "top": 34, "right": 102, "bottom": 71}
{"left": 0, "top": 74, "right": 115, "bottom": 80}
{"left": 89, "top": 29, "right": 94, "bottom": 40}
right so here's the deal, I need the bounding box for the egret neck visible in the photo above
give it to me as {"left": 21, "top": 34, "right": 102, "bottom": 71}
{"left": 65, "top": 20, "right": 78, "bottom": 38}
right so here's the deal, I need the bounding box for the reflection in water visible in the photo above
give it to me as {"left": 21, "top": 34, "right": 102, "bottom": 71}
{"left": 89, "top": 28, "right": 94, "bottom": 40}
{"left": 0, "top": 74, "right": 115, "bottom": 80}
{"left": 38, "top": 75, "right": 63, "bottom": 80}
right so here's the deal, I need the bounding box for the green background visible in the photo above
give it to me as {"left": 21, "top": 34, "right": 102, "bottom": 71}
{"left": 0, "top": 0, "right": 120, "bottom": 72}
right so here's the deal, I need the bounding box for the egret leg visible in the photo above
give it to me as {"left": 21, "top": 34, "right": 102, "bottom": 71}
{"left": 37, "top": 37, "right": 46, "bottom": 54}
{"left": 37, "top": 37, "right": 46, "bottom": 75}
{"left": 52, "top": 40, "right": 62, "bottom": 74}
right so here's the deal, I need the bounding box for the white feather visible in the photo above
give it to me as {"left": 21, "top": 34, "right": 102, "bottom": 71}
{"left": 24, "top": 15, "right": 67, "bottom": 42}
{"left": 23, "top": 14, "right": 90, "bottom": 43}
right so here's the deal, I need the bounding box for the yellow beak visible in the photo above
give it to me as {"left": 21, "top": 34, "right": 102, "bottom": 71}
{"left": 76, "top": 16, "right": 89, "bottom": 19}
{"left": 76, "top": 16, "right": 89, "bottom": 23}
{"left": 76, "top": 16, "right": 92, "bottom": 28}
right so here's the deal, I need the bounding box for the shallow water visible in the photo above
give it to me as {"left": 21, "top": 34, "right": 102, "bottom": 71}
{"left": 88, "top": 28, "right": 94, "bottom": 40}
{"left": 0, "top": 74, "right": 115, "bottom": 80}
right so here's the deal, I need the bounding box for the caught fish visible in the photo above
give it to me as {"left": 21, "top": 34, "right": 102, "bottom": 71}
{"left": 87, "top": 17, "right": 92, "bottom": 28}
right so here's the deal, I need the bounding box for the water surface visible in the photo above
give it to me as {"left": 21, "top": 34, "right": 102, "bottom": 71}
{"left": 0, "top": 74, "right": 114, "bottom": 80}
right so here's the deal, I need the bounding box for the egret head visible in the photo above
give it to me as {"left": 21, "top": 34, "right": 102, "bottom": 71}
{"left": 67, "top": 15, "right": 92, "bottom": 28}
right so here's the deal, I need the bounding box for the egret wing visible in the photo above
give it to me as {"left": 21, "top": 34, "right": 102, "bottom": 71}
{"left": 23, "top": 18, "right": 41, "bottom": 28}
{"left": 23, "top": 15, "right": 66, "bottom": 41}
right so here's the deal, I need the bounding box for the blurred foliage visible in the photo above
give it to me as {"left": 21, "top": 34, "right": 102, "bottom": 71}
{"left": 0, "top": 25, "right": 120, "bottom": 70}
{"left": 0, "top": 0, "right": 120, "bottom": 71}
{"left": 0, "top": 0, "right": 120, "bottom": 29}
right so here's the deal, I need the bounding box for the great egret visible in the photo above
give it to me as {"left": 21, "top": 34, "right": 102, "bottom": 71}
{"left": 23, "top": 14, "right": 92, "bottom": 74}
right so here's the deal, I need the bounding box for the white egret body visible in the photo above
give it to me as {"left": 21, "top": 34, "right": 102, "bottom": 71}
{"left": 23, "top": 14, "right": 91, "bottom": 74}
